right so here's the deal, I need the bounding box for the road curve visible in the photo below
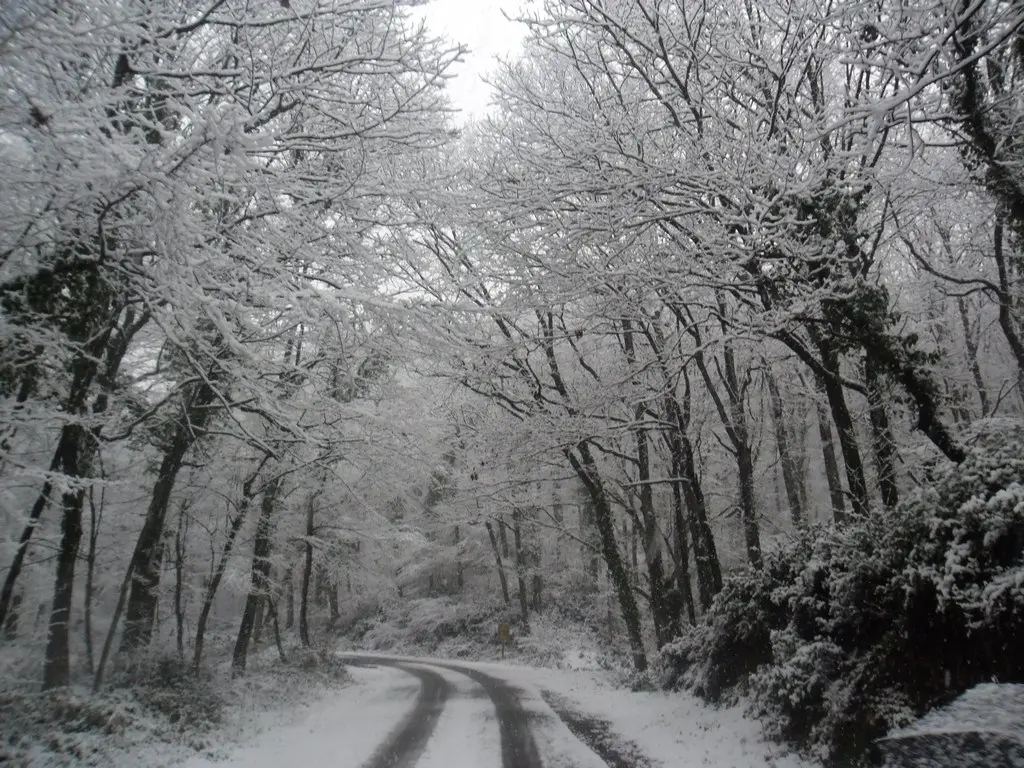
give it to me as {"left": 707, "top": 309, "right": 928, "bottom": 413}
{"left": 351, "top": 660, "right": 449, "bottom": 768}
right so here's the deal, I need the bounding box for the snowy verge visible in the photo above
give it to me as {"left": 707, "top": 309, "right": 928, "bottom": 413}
{"left": 182, "top": 663, "right": 418, "bottom": 768}
{"left": 0, "top": 647, "right": 354, "bottom": 767}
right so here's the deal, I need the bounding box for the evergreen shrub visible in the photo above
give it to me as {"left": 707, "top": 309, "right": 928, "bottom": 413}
{"left": 661, "top": 421, "right": 1024, "bottom": 765}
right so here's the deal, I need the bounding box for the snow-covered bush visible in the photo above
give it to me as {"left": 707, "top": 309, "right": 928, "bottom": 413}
{"left": 664, "top": 421, "right": 1024, "bottom": 765}
{"left": 109, "top": 652, "right": 224, "bottom": 729}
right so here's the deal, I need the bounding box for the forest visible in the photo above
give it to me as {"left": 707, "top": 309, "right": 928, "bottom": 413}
{"left": 1, "top": 0, "right": 1023, "bottom": 765}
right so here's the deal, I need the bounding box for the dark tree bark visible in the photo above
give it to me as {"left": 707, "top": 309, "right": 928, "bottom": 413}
{"left": 43, "top": 426, "right": 90, "bottom": 690}
{"left": 809, "top": 374, "right": 847, "bottom": 524}
{"left": 453, "top": 525, "right": 464, "bottom": 592}
{"left": 511, "top": 507, "right": 531, "bottom": 633}
{"left": 645, "top": 318, "right": 721, "bottom": 608}
{"left": 193, "top": 462, "right": 264, "bottom": 669}
{"left": 120, "top": 381, "right": 215, "bottom": 653}
{"left": 689, "top": 321, "right": 762, "bottom": 568}
{"left": 0, "top": 292, "right": 137, "bottom": 634}
{"left": 3, "top": 593, "right": 21, "bottom": 640}
{"left": 327, "top": 580, "right": 340, "bottom": 625}
{"left": 267, "top": 599, "right": 287, "bottom": 663}
{"left": 812, "top": 335, "right": 870, "bottom": 520}
{"left": 284, "top": 565, "right": 295, "bottom": 630}
{"left": 485, "top": 521, "right": 512, "bottom": 606}
{"left": 232, "top": 478, "right": 280, "bottom": 674}
{"left": 173, "top": 503, "right": 188, "bottom": 660}
{"left": 578, "top": 497, "right": 600, "bottom": 581}
{"left": 990, "top": 218, "right": 1024, "bottom": 398}
{"left": 765, "top": 369, "right": 805, "bottom": 527}
{"left": 83, "top": 486, "right": 102, "bottom": 674}
{"left": 0, "top": 480, "right": 53, "bottom": 634}
{"left": 566, "top": 446, "right": 647, "bottom": 672}
{"left": 865, "top": 353, "right": 900, "bottom": 509}
{"left": 498, "top": 517, "right": 510, "bottom": 560}
{"left": 299, "top": 495, "right": 315, "bottom": 647}
{"left": 669, "top": 449, "right": 697, "bottom": 626}
{"left": 621, "top": 317, "right": 679, "bottom": 644}
{"left": 957, "top": 300, "right": 990, "bottom": 418}
{"left": 251, "top": 599, "right": 266, "bottom": 647}
{"left": 531, "top": 573, "right": 543, "bottom": 612}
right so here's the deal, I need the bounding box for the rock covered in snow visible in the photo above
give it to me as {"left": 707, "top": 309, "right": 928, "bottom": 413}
{"left": 879, "top": 683, "right": 1024, "bottom": 767}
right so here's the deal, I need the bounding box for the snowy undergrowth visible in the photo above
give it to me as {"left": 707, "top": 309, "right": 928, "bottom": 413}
{"left": 343, "top": 595, "right": 619, "bottom": 672}
{"left": 0, "top": 645, "right": 351, "bottom": 767}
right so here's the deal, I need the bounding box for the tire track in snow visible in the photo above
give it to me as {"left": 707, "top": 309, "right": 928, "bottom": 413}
{"left": 352, "top": 660, "right": 450, "bottom": 768}
{"left": 432, "top": 663, "right": 543, "bottom": 768}
{"left": 542, "top": 690, "right": 657, "bottom": 768}
{"left": 345, "top": 656, "right": 542, "bottom": 768}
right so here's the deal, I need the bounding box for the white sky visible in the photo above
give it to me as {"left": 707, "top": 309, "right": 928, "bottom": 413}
{"left": 416, "top": 0, "right": 528, "bottom": 122}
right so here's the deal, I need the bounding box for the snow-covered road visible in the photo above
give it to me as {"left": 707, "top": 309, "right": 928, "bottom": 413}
{"left": 182, "top": 653, "right": 818, "bottom": 768}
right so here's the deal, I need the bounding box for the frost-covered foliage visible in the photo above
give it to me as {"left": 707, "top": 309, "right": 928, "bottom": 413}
{"left": 661, "top": 421, "right": 1024, "bottom": 765}
{"left": 346, "top": 595, "right": 615, "bottom": 670}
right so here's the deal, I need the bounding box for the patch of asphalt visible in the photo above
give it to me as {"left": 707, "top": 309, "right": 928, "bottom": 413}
{"left": 542, "top": 690, "right": 659, "bottom": 768}
{"left": 347, "top": 657, "right": 450, "bottom": 768}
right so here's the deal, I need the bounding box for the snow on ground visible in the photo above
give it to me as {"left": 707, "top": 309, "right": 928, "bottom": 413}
{"left": 74, "top": 644, "right": 818, "bottom": 768}
{"left": 411, "top": 663, "right": 501, "bottom": 768}
{"left": 495, "top": 663, "right": 814, "bottom": 768}
{"left": 506, "top": 676, "right": 609, "bottom": 768}
{"left": 348, "top": 649, "right": 819, "bottom": 768}
{"left": 181, "top": 664, "right": 415, "bottom": 768}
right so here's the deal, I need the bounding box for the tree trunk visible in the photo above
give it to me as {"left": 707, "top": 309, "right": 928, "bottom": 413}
{"left": 621, "top": 317, "right": 678, "bottom": 643}
{"left": 0, "top": 482, "right": 53, "bottom": 634}
{"left": 578, "top": 496, "right": 600, "bottom": 581}
{"left": 192, "top": 465, "right": 261, "bottom": 669}
{"left": 723, "top": 347, "right": 761, "bottom": 568}
{"left": 327, "top": 580, "right": 340, "bottom": 625}
{"left": 485, "top": 521, "right": 512, "bottom": 606}
{"left": 811, "top": 336, "right": 869, "bottom": 520}
{"left": 453, "top": 525, "right": 464, "bottom": 592}
{"left": 812, "top": 378, "right": 847, "bottom": 524}
{"left": 498, "top": 517, "right": 510, "bottom": 560}
{"left": 648, "top": 317, "right": 721, "bottom": 608}
{"left": 42, "top": 425, "right": 90, "bottom": 690}
{"left": 957, "top": 298, "right": 990, "bottom": 417}
{"left": 284, "top": 566, "right": 295, "bottom": 630}
{"left": 232, "top": 478, "right": 280, "bottom": 674}
{"left": 299, "top": 495, "right": 315, "bottom": 648}
{"left": 991, "top": 217, "right": 1024, "bottom": 398}
{"left": 251, "top": 599, "right": 266, "bottom": 647}
{"left": 0, "top": 304, "right": 135, "bottom": 633}
{"left": 865, "top": 353, "right": 900, "bottom": 509}
{"left": 43, "top": 488, "right": 86, "bottom": 689}
{"left": 268, "top": 599, "right": 287, "bottom": 663}
{"left": 173, "top": 502, "right": 188, "bottom": 660}
{"left": 3, "top": 594, "right": 21, "bottom": 640}
{"left": 692, "top": 353, "right": 761, "bottom": 568}
{"left": 765, "top": 369, "right": 805, "bottom": 527}
{"left": 120, "top": 383, "right": 215, "bottom": 653}
{"left": 82, "top": 483, "right": 106, "bottom": 675}
{"left": 511, "top": 507, "right": 531, "bottom": 633}
{"left": 669, "top": 449, "right": 697, "bottom": 626}
{"left": 566, "top": 446, "right": 647, "bottom": 672}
